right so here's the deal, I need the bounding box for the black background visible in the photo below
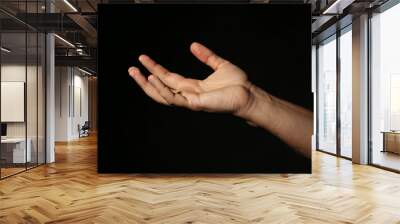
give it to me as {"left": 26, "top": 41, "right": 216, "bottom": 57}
{"left": 98, "top": 4, "right": 312, "bottom": 173}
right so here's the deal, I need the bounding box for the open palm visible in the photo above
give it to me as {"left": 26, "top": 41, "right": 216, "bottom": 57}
{"left": 128, "top": 42, "right": 254, "bottom": 116}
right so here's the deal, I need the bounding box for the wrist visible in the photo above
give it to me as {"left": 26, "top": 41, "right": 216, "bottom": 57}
{"left": 234, "top": 83, "right": 272, "bottom": 123}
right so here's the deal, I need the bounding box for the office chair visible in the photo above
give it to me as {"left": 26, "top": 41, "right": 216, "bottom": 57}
{"left": 79, "top": 121, "right": 90, "bottom": 138}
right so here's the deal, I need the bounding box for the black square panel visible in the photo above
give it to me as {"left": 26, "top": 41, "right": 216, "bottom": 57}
{"left": 98, "top": 4, "right": 312, "bottom": 173}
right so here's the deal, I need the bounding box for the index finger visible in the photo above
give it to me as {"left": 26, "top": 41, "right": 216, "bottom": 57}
{"left": 137, "top": 54, "right": 194, "bottom": 91}
{"left": 138, "top": 54, "right": 170, "bottom": 78}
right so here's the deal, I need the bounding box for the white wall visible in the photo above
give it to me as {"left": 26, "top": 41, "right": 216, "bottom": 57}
{"left": 55, "top": 66, "right": 89, "bottom": 141}
{"left": 1, "top": 65, "right": 27, "bottom": 140}
{"left": 312, "top": 45, "right": 317, "bottom": 150}
{"left": 1, "top": 65, "right": 40, "bottom": 137}
{"left": 72, "top": 72, "right": 89, "bottom": 138}
{"left": 55, "top": 66, "right": 70, "bottom": 141}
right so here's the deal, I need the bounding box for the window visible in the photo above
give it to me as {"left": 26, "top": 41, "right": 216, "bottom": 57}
{"left": 317, "top": 35, "right": 337, "bottom": 154}
{"left": 370, "top": 2, "right": 400, "bottom": 171}
{"left": 339, "top": 27, "right": 352, "bottom": 158}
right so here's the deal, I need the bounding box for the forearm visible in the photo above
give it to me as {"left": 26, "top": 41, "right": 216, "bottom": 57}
{"left": 237, "top": 85, "right": 313, "bottom": 158}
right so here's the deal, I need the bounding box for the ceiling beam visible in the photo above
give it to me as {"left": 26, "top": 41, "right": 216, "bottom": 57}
{"left": 55, "top": 55, "right": 96, "bottom": 72}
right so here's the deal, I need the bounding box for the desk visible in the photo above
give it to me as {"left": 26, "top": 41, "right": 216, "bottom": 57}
{"left": 381, "top": 131, "right": 400, "bottom": 154}
{"left": 1, "top": 138, "right": 31, "bottom": 163}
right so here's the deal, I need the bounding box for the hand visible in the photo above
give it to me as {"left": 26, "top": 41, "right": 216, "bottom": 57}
{"left": 128, "top": 42, "right": 313, "bottom": 157}
{"left": 128, "top": 42, "right": 254, "bottom": 117}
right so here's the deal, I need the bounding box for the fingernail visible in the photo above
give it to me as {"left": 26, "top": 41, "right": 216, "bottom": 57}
{"left": 138, "top": 55, "right": 146, "bottom": 62}
{"left": 128, "top": 67, "right": 136, "bottom": 75}
{"left": 191, "top": 42, "right": 198, "bottom": 50}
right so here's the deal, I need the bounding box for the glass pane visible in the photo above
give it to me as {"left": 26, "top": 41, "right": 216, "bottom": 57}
{"left": 371, "top": 3, "right": 400, "bottom": 171}
{"left": 340, "top": 29, "right": 352, "bottom": 158}
{"left": 1, "top": 31, "right": 27, "bottom": 177}
{"left": 27, "top": 31, "right": 38, "bottom": 169}
{"left": 38, "top": 32, "right": 45, "bottom": 165}
{"left": 318, "top": 36, "right": 337, "bottom": 154}
{"left": 0, "top": 1, "right": 46, "bottom": 178}
{"left": 26, "top": 0, "right": 38, "bottom": 169}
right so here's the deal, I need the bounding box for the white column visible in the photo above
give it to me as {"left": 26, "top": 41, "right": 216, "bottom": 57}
{"left": 352, "top": 14, "right": 369, "bottom": 164}
{"left": 312, "top": 45, "right": 317, "bottom": 151}
{"left": 45, "top": 0, "right": 56, "bottom": 163}
{"left": 46, "top": 33, "right": 55, "bottom": 163}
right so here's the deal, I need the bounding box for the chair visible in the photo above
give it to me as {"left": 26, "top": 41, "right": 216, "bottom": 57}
{"left": 78, "top": 121, "right": 90, "bottom": 138}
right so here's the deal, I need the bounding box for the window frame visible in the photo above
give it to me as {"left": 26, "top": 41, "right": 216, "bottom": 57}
{"left": 316, "top": 24, "right": 353, "bottom": 160}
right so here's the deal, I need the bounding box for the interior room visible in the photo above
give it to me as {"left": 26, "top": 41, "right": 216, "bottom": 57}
{"left": 0, "top": 0, "right": 400, "bottom": 223}
{"left": 0, "top": 23, "right": 46, "bottom": 178}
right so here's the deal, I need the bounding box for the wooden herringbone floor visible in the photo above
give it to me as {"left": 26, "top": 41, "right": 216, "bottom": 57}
{"left": 1, "top": 134, "right": 400, "bottom": 224}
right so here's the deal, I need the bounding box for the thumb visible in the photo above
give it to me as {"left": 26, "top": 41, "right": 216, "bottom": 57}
{"left": 190, "top": 42, "right": 227, "bottom": 71}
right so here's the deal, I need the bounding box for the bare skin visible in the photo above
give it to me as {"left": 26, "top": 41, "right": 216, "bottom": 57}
{"left": 128, "top": 42, "right": 313, "bottom": 158}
